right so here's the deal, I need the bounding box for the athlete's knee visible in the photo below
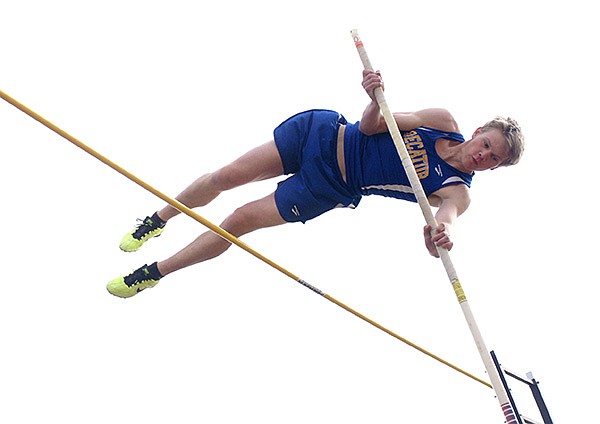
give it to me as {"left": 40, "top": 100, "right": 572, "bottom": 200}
{"left": 220, "top": 206, "right": 258, "bottom": 237}
{"left": 221, "top": 198, "right": 283, "bottom": 237}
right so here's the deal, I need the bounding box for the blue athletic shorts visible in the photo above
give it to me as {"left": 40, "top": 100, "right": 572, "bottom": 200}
{"left": 273, "top": 109, "right": 361, "bottom": 223}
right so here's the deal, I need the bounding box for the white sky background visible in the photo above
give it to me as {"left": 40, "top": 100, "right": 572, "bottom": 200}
{"left": 1, "top": 0, "right": 597, "bottom": 422}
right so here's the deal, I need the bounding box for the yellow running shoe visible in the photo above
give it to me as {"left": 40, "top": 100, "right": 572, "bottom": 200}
{"left": 107, "top": 263, "right": 162, "bottom": 298}
{"left": 119, "top": 214, "right": 166, "bottom": 252}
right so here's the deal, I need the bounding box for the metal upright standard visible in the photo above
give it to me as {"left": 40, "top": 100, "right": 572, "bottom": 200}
{"left": 491, "top": 351, "right": 554, "bottom": 424}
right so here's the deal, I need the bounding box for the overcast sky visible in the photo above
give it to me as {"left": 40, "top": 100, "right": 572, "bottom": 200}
{"left": 1, "top": 1, "right": 598, "bottom": 423}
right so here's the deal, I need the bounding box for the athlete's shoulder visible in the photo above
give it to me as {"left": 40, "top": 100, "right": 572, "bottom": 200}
{"left": 413, "top": 108, "right": 460, "bottom": 133}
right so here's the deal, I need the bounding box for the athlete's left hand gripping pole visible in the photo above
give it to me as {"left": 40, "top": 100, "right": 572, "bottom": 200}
{"left": 350, "top": 29, "right": 518, "bottom": 424}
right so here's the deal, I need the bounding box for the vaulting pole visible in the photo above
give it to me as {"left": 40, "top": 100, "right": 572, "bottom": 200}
{"left": 350, "top": 29, "right": 518, "bottom": 424}
{"left": 0, "top": 88, "right": 491, "bottom": 389}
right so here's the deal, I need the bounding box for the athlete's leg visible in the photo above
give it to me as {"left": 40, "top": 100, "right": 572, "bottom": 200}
{"left": 157, "top": 191, "right": 286, "bottom": 276}
{"left": 108, "top": 192, "right": 288, "bottom": 297}
{"left": 157, "top": 141, "right": 284, "bottom": 221}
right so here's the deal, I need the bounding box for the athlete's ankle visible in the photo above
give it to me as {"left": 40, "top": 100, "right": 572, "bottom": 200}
{"left": 147, "top": 261, "right": 164, "bottom": 280}
{"left": 153, "top": 211, "right": 168, "bottom": 226}
{"left": 156, "top": 261, "right": 169, "bottom": 278}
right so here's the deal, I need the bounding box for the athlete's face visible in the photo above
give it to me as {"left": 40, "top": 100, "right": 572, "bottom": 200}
{"left": 463, "top": 128, "right": 509, "bottom": 172}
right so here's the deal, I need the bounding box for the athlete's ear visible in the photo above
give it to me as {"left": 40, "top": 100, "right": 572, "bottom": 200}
{"left": 472, "top": 127, "right": 482, "bottom": 138}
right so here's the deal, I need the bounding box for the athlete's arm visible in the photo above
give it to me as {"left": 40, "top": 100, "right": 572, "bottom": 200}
{"left": 424, "top": 184, "right": 471, "bottom": 257}
{"left": 359, "top": 70, "right": 459, "bottom": 135}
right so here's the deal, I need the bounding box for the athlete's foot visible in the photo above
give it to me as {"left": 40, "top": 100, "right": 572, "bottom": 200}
{"left": 107, "top": 262, "right": 163, "bottom": 298}
{"left": 119, "top": 212, "right": 166, "bottom": 252}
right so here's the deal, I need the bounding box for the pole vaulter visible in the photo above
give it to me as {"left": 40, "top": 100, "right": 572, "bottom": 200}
{"left": 0, "top": 29, "right": 513, "bottom": 419}
{"left": 350, "top": 29, "right": 518, "bottom": 424}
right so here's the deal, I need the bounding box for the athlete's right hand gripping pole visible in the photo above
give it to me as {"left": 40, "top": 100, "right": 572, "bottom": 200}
{"left": 350, "top": 29, "right": 518, "bottom": 424}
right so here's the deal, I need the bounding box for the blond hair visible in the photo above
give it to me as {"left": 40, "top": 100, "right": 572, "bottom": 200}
{"left": 481, "top": 116, "right": 524, "bottom": 167}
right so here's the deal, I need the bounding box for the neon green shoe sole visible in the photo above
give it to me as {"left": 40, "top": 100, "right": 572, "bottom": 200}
{"left": 107, "top": 265, "right": 161, "bottom": 298}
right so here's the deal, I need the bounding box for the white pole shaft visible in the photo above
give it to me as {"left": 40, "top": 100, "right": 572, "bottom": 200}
{"left": 350, "top": 29, "right": 518, "bottom": 424}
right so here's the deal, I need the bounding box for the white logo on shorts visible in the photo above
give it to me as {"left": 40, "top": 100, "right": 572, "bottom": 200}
{"left": 291, "top": 205, "right": 300, "bottom": 217}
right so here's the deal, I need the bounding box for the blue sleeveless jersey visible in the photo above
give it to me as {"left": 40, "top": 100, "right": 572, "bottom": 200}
{"left": 344, "top": 122, "right": 473, "bottom": 203}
